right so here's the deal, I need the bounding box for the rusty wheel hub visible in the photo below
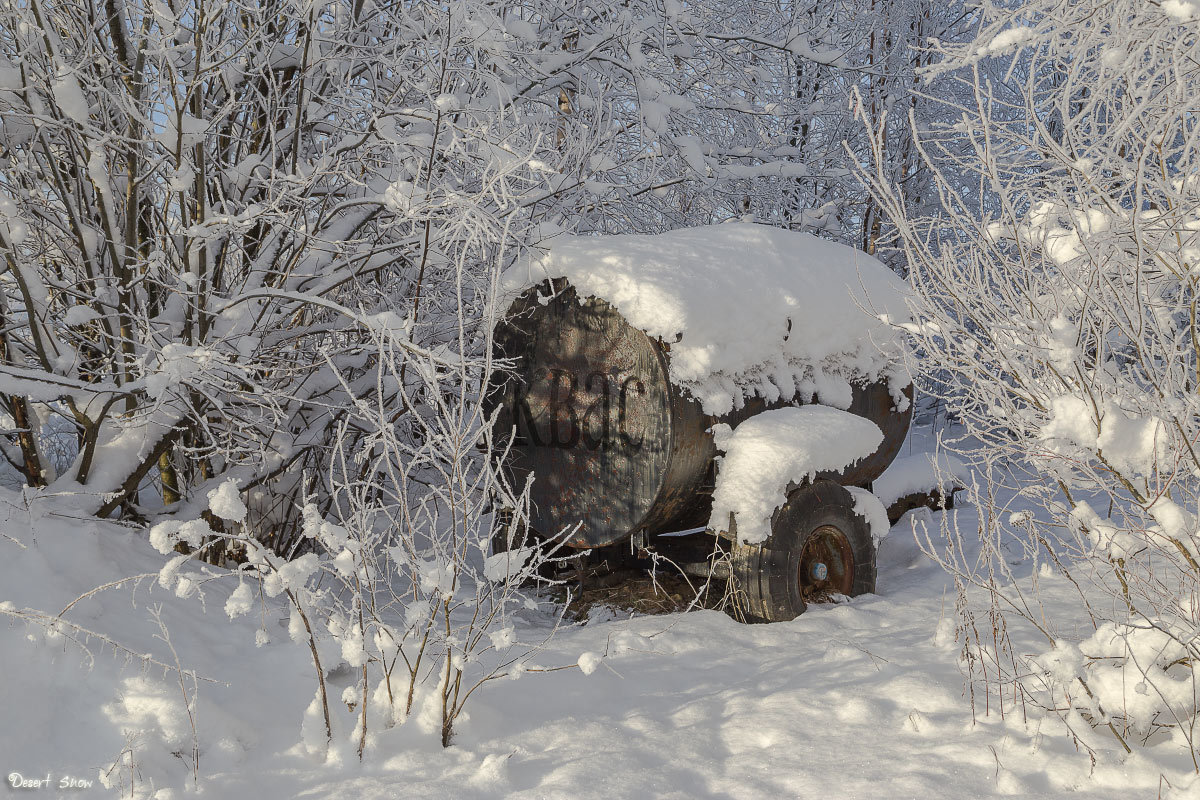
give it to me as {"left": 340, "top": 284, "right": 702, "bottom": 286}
{"left": 798, "top": 525, "right": 854, "bottom": 601}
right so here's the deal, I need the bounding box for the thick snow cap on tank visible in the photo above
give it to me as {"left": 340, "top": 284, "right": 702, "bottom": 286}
{"left": 502, "top": 222, "right": 914, "bottom": 415}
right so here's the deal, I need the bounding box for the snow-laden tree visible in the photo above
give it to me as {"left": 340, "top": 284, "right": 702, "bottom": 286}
{"left": 0, "top": 0, "right": 823, "bottom": 527}
{"left": 860, "top": 0, "right": 1200, "bottom": 762}
{"left": 623, "top": 0, "right": 973, "bottom": 258}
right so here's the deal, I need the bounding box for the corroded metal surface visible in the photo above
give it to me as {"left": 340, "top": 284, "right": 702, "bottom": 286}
{"left": 493, "top": 280, "right": 913, "bottom": 549}
{"left": 494, "top": 282, "right": 673, "bottom": 548}
{"left": 822, "top": 379, "right": 914, "bottom": 488}
{"left": 798, "top": 525, "right": 854, "bottom": 600}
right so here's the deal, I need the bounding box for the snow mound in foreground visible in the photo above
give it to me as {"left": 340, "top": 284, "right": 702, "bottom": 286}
{"left": 506, "top": 222, "right": 912, "bottom": 415}
{"left": 708, "top": 405, "right": 883, "bottom": 544}
{"left": 873, "top": 452, "right": 971, "bottom": 509}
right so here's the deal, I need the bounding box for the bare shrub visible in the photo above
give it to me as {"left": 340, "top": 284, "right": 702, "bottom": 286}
{"left": 858, "top": 0, "right": 1200, "bottom": 767}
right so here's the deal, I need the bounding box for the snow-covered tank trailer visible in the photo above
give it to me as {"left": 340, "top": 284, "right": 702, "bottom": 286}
{"left": 492, "top": 223, "right": 913, "bottom": 622}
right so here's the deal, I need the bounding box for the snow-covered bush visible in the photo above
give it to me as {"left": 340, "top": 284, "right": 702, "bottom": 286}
{"left": 149, "top": 302, "right": 568, "bottom": 752}
{"left": 638, "top": 0, "right": 972, "bottom": 255}
{"left": 859, "top": 0, "right": 1200, "bottom": 762}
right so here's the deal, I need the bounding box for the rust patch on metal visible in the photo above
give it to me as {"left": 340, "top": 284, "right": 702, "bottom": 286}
{"left": 797, "top": 524, "right": 854, "bottom": 601}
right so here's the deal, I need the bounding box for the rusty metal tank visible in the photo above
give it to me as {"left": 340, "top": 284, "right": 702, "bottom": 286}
{"left": 492, "top": 280, "right": 912, "bottom": 550}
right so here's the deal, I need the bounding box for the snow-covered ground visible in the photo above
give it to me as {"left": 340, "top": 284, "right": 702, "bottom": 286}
{"left": 2, "top": 430, "right": 1197, "bottom": 799}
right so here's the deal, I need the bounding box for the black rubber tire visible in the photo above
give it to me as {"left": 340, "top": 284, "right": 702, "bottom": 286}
{"left": 730, "top": 480, "right": 876, "bottom": 623}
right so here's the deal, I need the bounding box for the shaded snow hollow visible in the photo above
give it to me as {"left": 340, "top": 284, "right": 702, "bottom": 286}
{"left": 505, "top": 222, "right": 912, "bottom": 415}
{"left": 709, "top": 406, "right": 884, "bottom": 545}
{"left": 873, "top": 452, "right": 972, "bottom": 509}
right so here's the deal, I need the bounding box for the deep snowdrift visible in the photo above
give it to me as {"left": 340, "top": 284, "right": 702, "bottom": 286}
{"left": 505, "top": 222, "right": 912, "bottom": 415}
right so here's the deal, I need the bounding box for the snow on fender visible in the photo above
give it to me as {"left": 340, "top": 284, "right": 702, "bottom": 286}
{"left": 708, "top": 405, "right": 883, "bottom": 544}
{"left": 845, "top": 486, "right": 891, "bottom": 547}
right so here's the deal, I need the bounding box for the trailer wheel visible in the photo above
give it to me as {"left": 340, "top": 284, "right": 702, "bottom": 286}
{"left": 730, "top": 480, "right": 876, "bottom": 623}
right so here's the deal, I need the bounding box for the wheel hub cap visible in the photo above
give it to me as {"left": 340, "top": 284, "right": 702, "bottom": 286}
{"left": 798, "top": 525, "right": 854, "bottom": 600}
